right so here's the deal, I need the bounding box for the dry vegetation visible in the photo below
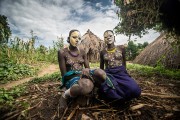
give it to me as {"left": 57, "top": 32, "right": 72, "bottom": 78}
{"left": 1, "top": 71, "right": 179, "bottom": 120}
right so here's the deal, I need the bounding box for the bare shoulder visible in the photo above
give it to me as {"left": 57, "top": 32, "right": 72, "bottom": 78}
{"left": 58, "top": 48, "right": 67, "bottom": 55}
{"left": 116, "top": 45, "right": 125, "bottom": 51}
{"left": 100, "top": 49, "right": 106, "bottom": 55}
{"left": 117, "top": 45, "right": 126, "bottom": 50}
{"left": 101, "top": 49, "right": 106, "bottom": 53}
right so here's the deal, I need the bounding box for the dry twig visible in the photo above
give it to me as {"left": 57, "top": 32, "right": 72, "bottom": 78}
{"left": 141, "top": 92, "right": 180, "bottom": 99}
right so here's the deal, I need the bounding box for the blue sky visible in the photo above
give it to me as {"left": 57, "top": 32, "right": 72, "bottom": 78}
{"left": 0, "top": 0, "right": 160, "bottom": 47}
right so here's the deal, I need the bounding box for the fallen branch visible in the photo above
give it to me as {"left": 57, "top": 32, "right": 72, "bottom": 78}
{"left": 34, "top": 84, "right": 42, "bottom": 92}
{"left": 23, "top": 101, "right": 43, "bottom": 112}
{"left": 51, "top": 111, "right": 57, "bottom": 120}
{"left": 67, "top": 105, "right": 79, "bottom": 120}
{"left": 60, "top": 107, "right": 68, "bottom": 120}
{"left": 130, "top": 104, "right": 147, "bottom": 111}
{"left": 60, "top": 99, "right": 74, "bottom": 120}
{"left": 4, "top": 101, "right": 43, "bottom": 120}
{"left": 1, "top": 110, "right": 19, "bottom": 119}
{"left": 130, "top": 103, "right": 163, "bottom": 111}
{"left": 141, "top": 93, "right": 180, "bottom": 99}
{"left": 79, "top": 104, "right": 105, "bottom": 110}
{"left": 91, "top": 109, "right": 117, "bottom": 112}
{"left": 4, "top": 112, "right": 20, "bottom": 120}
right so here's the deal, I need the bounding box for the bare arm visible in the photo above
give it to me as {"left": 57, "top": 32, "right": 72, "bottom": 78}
{"left": 100, "top": 51, "right": 105, "bottom": 70}
{"left": 83, "top": 50, "right": 90, "bottom": 68}
{"left": 121, "top": 46, "right": 126, "bottom": 68}
{"left": 58, "top": 49, "right": 67, "bottom": 76}
{"left": 81, "top": 50, "right": 90, "bottom": 77}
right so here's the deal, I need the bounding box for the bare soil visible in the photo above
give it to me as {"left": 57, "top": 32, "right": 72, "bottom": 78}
{"left": 1, "top": 69, "right": 180, "bottom": 120}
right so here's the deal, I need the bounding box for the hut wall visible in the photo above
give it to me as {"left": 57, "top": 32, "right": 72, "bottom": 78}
{"left": 133, "top": 34, "right": 180, "bottom": 69}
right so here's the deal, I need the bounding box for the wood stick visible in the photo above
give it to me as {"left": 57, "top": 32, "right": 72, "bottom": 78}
{"left": 1, "top": 110, "right": 19, "bottom": 118}
{"left": 67, "top": 105, "right": 79, "bottom": 120}
{"left": 141, "top": 92, "right": 180, "bottom": 99}
{"left": 91, "top": 109, "right": 117, "bottom": 112}
{"left": 130, "top": 103, "right": 163, "bottom": 111}
{"left": 60, "top": 100, "right": 73, "bottom": 120}
{"left": 60, "top": 107, "right": 68, "bottom": 120}
{"left": 79, "top": 104, "right": 105, "bottom": 110}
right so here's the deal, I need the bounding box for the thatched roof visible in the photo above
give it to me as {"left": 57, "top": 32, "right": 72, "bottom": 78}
{"left": 133, "top": 33, "right": 180, "bottom": 69}
{"left": 79, "top": 29, "right": 105, "bottom": 62}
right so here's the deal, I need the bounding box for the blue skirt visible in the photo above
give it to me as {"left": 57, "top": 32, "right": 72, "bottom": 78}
{"left": 61, "top": 70, "right": 81, "bottom": 89}
{"left": 99, "top": 66, "right": 141, "bottom": 100}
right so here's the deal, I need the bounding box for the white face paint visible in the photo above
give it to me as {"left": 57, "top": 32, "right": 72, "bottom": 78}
{"left": 69, "top": 31, "right": 81, "bottom": 47}
{"left": 104, "top": 31, "right": 115, "bottom": 45}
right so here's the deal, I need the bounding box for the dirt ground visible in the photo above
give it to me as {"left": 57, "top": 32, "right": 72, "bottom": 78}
{"left": 1, "top": 70, "right": 180, "bottom": 120}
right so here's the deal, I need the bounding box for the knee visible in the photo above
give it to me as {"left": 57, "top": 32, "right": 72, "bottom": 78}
{"left": 93, "top": 69, "right": 106, "bottom": 80}
{"left": 92, "top": 69, "right": 106, "bottom": 87}
{"left": 70, "top": 84, "right": 82, "bottom": 96}
{"left": 130, "top": 85, "right": 141, "bottom": 98}
{"left": 78, "top": 78, "right": 94, "bottom": 95}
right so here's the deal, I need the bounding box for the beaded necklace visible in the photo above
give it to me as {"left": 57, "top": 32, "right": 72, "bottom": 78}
{"left": 68, "top": 46, "right": 80, "bottom": 57}
{"left": 107, "top": 47, "right": 116, "bottom": 53}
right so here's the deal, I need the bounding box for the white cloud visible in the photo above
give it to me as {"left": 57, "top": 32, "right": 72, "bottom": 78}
{"left": 96, "top": 3, "right": 102, "bottom": 8}
{"left": 0, "top": 0, "right": 160, "bottom": 47}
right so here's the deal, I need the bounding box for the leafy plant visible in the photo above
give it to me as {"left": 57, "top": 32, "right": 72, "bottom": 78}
{"left": 0, "top": 85, "right": 26, "bottom": 106}
{"left": 30, "top": 72, "right": 61, "bottom": 83}
{"left": 0, "top": 61, "right": 38, "bottom": 84}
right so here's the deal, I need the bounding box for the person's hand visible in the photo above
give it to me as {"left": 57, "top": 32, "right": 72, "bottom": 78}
{"left": 81, "top": 68, "right": 90, "bottom": 77}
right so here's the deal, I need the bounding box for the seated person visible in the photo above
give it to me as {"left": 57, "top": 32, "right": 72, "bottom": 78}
{"left": 58, "top": 29, "right": 94, "bottom": 110}
{"left": 90, "top": 30, "right": 141, "bottom": 101}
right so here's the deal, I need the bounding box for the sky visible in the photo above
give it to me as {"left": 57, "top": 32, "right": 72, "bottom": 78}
{"left": 0, "top": 0, "right": 160, "bottom": 47}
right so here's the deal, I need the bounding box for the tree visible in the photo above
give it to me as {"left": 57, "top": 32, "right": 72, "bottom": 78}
{"left": 137, "top": 43, "right": 143, "bottom": 49}
{"left": 53, "top": 35, "right": 64, "bottom": 50}
{"left": 126, "top": 40, "right": 138, "bottom": 60}
{"left": 114, "top": 0, "right": 180, "bottom": 44}
{"left": 142, "top": 42, "right": 149, "bottom": 48}
{"left": 0, "top": 15, "right": 11, "bottom": 44}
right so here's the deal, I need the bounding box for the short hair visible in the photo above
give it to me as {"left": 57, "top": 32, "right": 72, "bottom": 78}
{"left": 68, "top": 29, "right": 79, "bottom": 37}
{"left": 67, "top": 29, "right": 79, "bottom": 42}
{"left": 104, "top": 30, "right": 114, "bottom": 36}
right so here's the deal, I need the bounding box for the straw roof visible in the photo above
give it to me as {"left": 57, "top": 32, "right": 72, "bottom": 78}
{"left": 78, "top": 29, "right": 105, "bottom": 62}
{"left": 133, "top": 33, "right": 180, "bottom": 69}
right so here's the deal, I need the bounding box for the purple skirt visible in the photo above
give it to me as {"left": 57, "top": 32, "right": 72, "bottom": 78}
{"left": 99, "top": 66, "right": 141, "bottom": 100}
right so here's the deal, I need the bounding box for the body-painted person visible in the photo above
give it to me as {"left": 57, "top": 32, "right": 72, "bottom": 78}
{"left": 92, "top": 30, "right": 141, "bottom": 101}
{"left": 58, "top": 29, "right": 94, "bottom": 110}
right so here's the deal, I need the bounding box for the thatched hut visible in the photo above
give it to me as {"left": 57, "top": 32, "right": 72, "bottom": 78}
{"left": 133, "top": 33, "right": 180, "bottom": 69}
{"left": 78, "top": 29, "right": 105, "bottom": 62}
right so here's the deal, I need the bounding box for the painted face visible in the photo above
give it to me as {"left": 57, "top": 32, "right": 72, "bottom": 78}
{"left": 104, "top": 31, "right": 115, "bottom": 45}
{"left": 69, "top": 31, "right": 81, "bottom": 47}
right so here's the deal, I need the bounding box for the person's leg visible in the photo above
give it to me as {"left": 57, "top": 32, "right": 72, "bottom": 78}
{"left": 59, "top": 87, "right": 68, "bottom": 111}
{"left": 63, "top": 78, "right": 94, "bottom": 98}
{"left": 69, "top": 84, "right": 82, "bottom": 96}
{"left": 123, "top": 76, "right": 141, "bottom": 100}
{"left": 59, "top": 84, "right": 81, "bottom": 112}
{"left": 91, "top": 69, "right": 107, "bottom": 87}
{"left": 78, "top": 78, "right": 94, "bottom": 95}
{"left": 60, "top": 77, "right": 80, "bottom": 111}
